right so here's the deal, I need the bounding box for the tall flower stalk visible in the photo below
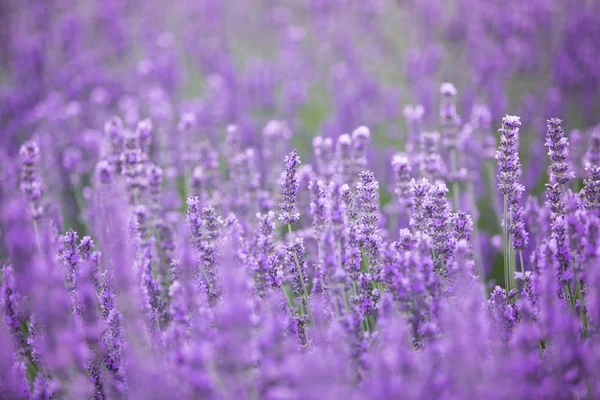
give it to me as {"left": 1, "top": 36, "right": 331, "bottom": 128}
{"left": 545, "top": 118, "right": 576, "bottom": 311}
{"left": 279, "top": 149, "right": 311, "bottom": 322}
{"left": 440, "top": 82, "right": 461, "bottom": 209}
{"left": 496, "top": 115, "right": 523, "bottom": 295}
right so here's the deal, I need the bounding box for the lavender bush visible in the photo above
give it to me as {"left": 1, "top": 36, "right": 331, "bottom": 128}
{"left": 2, "top": 1, "right": 600, "bottom": 399}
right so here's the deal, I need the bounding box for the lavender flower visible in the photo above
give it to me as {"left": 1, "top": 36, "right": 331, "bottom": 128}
{"left": 496, "top": 115, "right": 526, "bottom": 291}
{"left": 104, "top": 116, "right": 124, "bottom": 172}
{"left": 351, "top": 126, "right": 370, "bottom": 176}
{"left": 420, "top": 131, "right": 445, "bottom": 180}
{"left": 425, "top": 183, "right": 453, "bottom": 271}
{"left": 357, "top": 170, "right": 382, "bottom": 277}
{"left": 3, "top": 10, "right": 600, "bottom": 398}
{"left": 1, "top": 265, "right": 27, "bottom": 352}
{"left": 279, "top": 149, "right": 301, "bottom": 225}
{"left": 285, "top": 238, "right": 308, "bottom": 299}
{"left": 120, "top": 128, "right": 146, "bottom": 204}
{"left": 582, "top": 129, "right": 600, "bottom": 211}
{"left": 95, "top": 160, "right": 115, "bottom": 185}
{"left": 403, "top": 104, "right": 425, "bottom": 152}
{"left": 335, "top": 133, "right": 353, "bottom": 183}
{"left": 99, "top": 271, "right": 127, "bottom": 395}
{"left": 410, "top": 178, "right": 431, "bottom": 234}
{"left": 136, "top": 118, "right": 153, "bottom": 152}
{"left": 309, "top": 178, "right": 328, "bottom": 238}
{"left": 312, "top": 136, "right": 335, "bottom": 181}
{"left": 440, "top": 82, "right": 460, "bottom": 149}
{"left": 253, "top": 211, "right": 280, "bottom": 294}
{"left": 545, "top": 118, "right": 574, "bottom": 186}
{"left": 496, "top": 115, "right": 522, "bottom": 197}
{"left": 391, "top": 153, "right": 413, "bottom": 209}
{"left": 19, "top": 139, "right": 43, "bottom": 219}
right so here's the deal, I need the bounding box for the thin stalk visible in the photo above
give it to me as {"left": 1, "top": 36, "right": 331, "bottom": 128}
{"left": 486, "top": 161, "right": 502, "bottom": 228}
{"left": 341, "top": 286, "right": 350, "bottom": 311}
{"left": 281, "top": 285, "right": 294, "bottom": 310}
{"left": 31, "top": 203, "right": 42, "bottom": 253}
{"left": 467, "top": 181, "right": 484, "bottom": 278}
{"left": 199, "top": 264, "right": 214, "bottom": 294}
{"left": 360, "top": 248, "right": 369, "bottom": 273}
{"left": 519, "top": 251, "right": 525, "bottom": 274}
{"left": 450, "top": 149, "right": 460, "bottom": 210}
{"left": 503, "top": 196, "right": 510, "bottom": 296}
{"left": 508, "top": 212, "right": 516, "bottom": 293}
{"left": 563, "top": 283, "right": 575, "bottom": 312}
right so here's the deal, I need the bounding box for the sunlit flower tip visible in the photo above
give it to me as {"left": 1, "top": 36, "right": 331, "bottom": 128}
{"left": 440, "top": 82, "right": 457, "bottom": 97}
{"left": 19, "top": 140, "right": 41, "bottom": 164}
{"left": 391, "top": 153, "right": 410, "bottom": 169}
{"left": 403, "top": 104, "right": 425, "bottom": 121}
{"left": 502, "top": 115, "right": 521, "bottom": 129}
{"left": 352, "top": 125, "right": 371, "bottom": 141}
{"left": 136, "top": 118, "right": 153, "bottom": 137}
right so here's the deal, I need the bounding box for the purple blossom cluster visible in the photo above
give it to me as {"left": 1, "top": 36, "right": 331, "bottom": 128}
{"left": 2, "top": 2, "right": 600, "bottom": 399}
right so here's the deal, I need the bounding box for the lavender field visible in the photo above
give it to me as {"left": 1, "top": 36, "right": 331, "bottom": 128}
{"left": 2, "top": 1, "right": 600, "bottom": 399}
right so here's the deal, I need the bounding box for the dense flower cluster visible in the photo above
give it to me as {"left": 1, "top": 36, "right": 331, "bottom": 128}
{"left": 2, "top": 1, "right": 600, "bottom": 399}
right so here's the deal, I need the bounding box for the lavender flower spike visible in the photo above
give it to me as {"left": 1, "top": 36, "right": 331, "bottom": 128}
{"left": 545, "top": 118, "right": 574, "bottom": 186}
{"left": 19, "top": 139, "right": 43, "bottom": 220}
{"left": 496, "top": 115, "right": 523, "bottom": 293}
{"left": 279, "top": 149, "right": 301, "bottom": 225}
{"left": 391, "top": 153, "right": 413, "bottom": 210}
{"left": 496, "top": 115, "right": 522, "bottom": 197}
{"left": 357, "top": 170, "right": 383, "bottom": 277}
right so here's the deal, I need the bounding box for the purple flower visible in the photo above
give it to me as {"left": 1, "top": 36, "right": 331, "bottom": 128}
{"left": 1, "top": 265, "right": 27, "bottom": 352}
{"left": 391, "top": 153, "right": 413, "bottom": 209}
{"left": 351, "top": 126, "right": 371, "bottom": 176}
{"left": 309, "top": 178, "right": 328, "bottom": 238}
{"left": 545, "top": 118, "right": 574, "bottom": 186}
{"left": 496, "top": 115, "right": 522, "bottom": 197}
{"left": 312, "top": 136, "right": 335, "bottom": 181}
{"left": 357, "top": 170, "right": 382, "bottom": 277}
{"left": 486, "top": 286, "right": 517, "bottom": 342}
{"left": 279, "top": 149, "right": 301, "bottom": 225}
{"left": 452, "top": 211, "right": 473, "bottom": 242}
{"left": 420, "top": 131, "right": 445, "bottom": 180}
{"left": 19, "top": 139, "right": 43, "bottom": 219}
{"left": 104, "top": 116, "right": 124, "bottom": 173}
{"left": 285, "top": 238, "right": 308, "bottom": 299}
{"left": 253, "top": 211, "right": 280, "bottom": 293}
{"left": 425, "top": 182, "right": 453, "bottom": 270}
{"left": 440, "top": 82, "right": 460, "bottom": 150}
{"left": 136, "top": 118, "right": 153, "bottom": 151}
{"left": 95, "top": 160, "right": 115, "bottom": 185}
{"left": 335, "top": 133, "right": 353, "bottom": 183}
{"left": 403, "top": 104, "right": 425, "bottom": 152}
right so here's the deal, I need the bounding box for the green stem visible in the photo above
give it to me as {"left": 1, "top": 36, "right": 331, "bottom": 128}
{"left": 508, "top": 212, "right": 516, "bottom": 293}
{"left": 503, "top": 196, "right": 510, "bottom": 297}
{"left": 467, "top": 181, "right": 484, "bottom": 278}
{"left": 281, "top": 286, "right": 294, "bottom": 310}
{"left": 199, "top": 264, "right": 213, "bottom": 293}
{"left": 519, "top": 251, "right": 525, "bottom": 274}
{"left": 486, "top": 161, "right": 502, "bottom": 228}
{"left": 450, "top": 149, "right": 460, "bottom": 210}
